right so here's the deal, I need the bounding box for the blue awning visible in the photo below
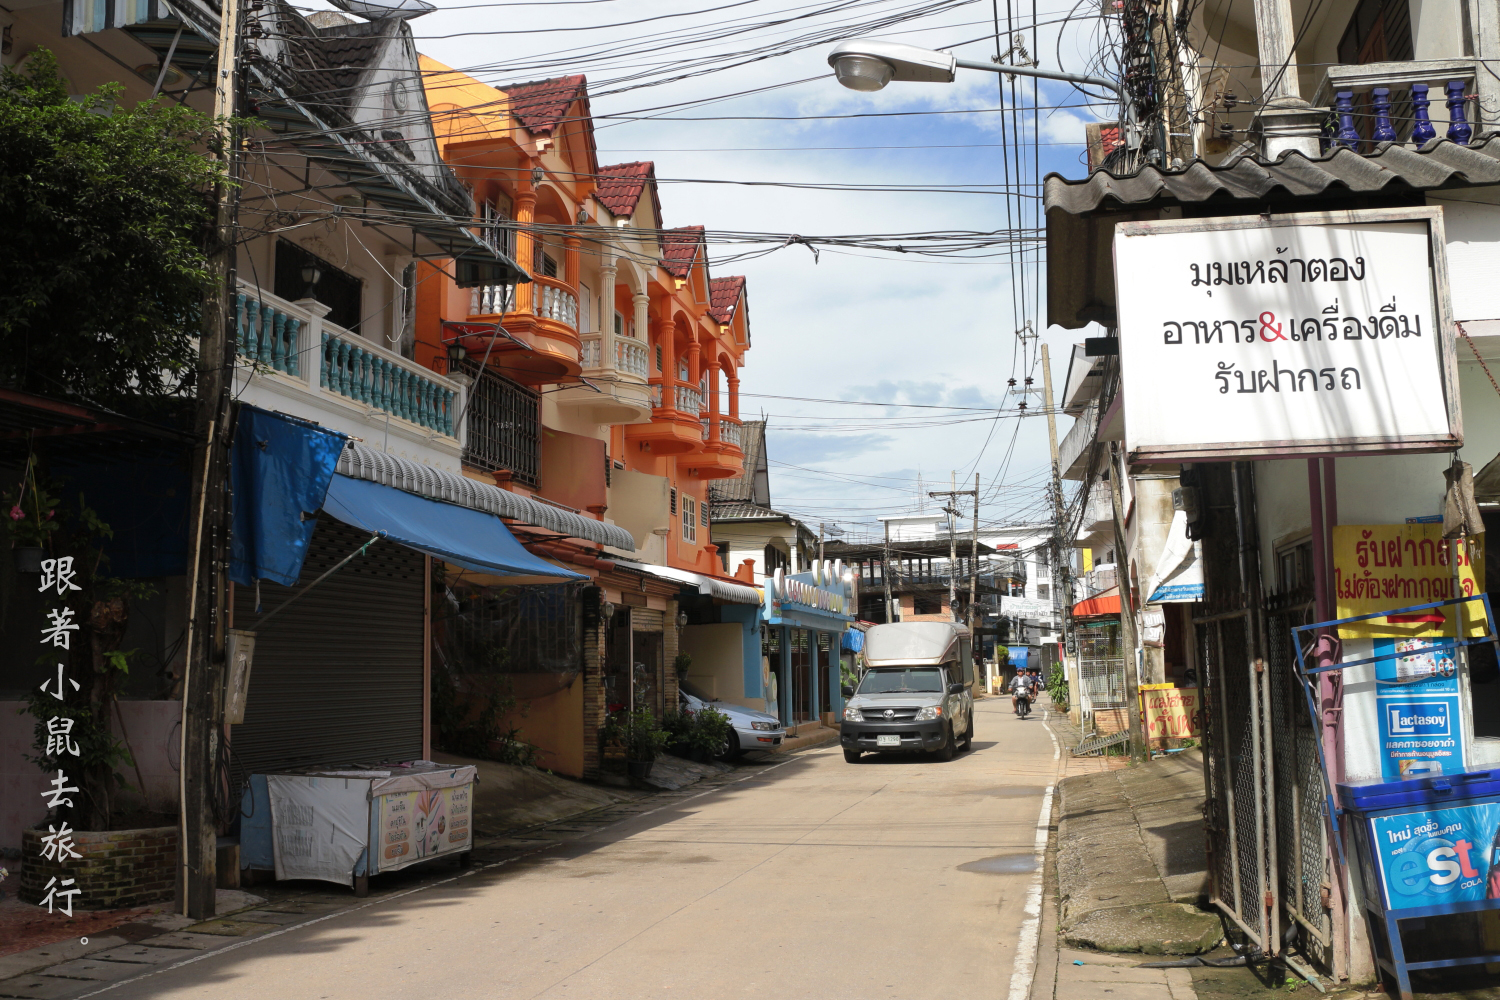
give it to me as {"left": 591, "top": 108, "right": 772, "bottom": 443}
{"left": 321, "top": 474, "right": 584, "bottom": 581}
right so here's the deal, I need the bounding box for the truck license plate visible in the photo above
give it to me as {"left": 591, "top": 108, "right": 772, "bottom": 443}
{"left": 877, "top": 734, "right": 901, "bottom": 747}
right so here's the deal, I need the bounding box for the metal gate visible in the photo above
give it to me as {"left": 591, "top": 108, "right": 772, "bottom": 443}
{"left": 1266, "top": 596, "right": 1337, "bottom": 972}
{"left": 1076, "top": 621, "right": 1125, "bottom": 711}
{"left": 1196, "top": 608, "right": 1277, "bottom": 952}
{"left": 231, "top": 518, "right": 426, "bottom": 776}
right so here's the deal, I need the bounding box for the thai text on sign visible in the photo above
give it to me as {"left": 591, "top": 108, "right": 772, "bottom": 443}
{"left": 1138, "top": 683, "right": 1200, "bottom": 742}
{"left": 1332, "top": 524, "right": 1485, "bottom": 637}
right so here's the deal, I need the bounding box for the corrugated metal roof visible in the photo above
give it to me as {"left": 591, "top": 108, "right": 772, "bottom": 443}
{"left": 1044, "top": 137, "right": 1500, "bottom": 215}
{"left": 1044, "top": 138, "right": 1500, "bottom": 330}
{"left": 336, "top": 443, "right": 634, "bottom": 550}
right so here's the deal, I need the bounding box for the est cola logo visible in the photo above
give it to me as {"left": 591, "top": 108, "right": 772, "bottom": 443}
{"left": 1386, "top": 700, "right": 1451, "bottom": 737}
{"left": 1386, "top": 831, "right": 1487, "bottom": 898}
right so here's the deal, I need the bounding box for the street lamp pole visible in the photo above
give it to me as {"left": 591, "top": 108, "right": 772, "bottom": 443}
{"left": 828, "top": 39, "right": 1125, "bottom": 109}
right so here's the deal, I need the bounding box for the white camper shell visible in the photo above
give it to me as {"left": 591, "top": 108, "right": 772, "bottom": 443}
{"left": 864, "top": 621, "right": 973, "bottom": 678}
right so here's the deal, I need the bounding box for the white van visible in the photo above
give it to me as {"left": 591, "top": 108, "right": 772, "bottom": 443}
{"left": 838, "top": 621, "right": 974, "bottom": 762}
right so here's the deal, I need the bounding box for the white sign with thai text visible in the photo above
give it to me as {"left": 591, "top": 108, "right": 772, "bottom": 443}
{"left": 1113, "top": 211, "right": 1458, "bottom": 462}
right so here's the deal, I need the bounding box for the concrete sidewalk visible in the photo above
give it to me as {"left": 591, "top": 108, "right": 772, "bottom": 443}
{"left": 1028, "top": 725, "right": 1222, "bottom": 1000}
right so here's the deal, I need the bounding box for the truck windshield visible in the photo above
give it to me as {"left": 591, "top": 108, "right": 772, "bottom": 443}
{"left": 857, "top": 668, "right": 944, "bottom": 694}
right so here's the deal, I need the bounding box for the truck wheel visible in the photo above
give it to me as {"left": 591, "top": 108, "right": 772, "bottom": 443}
{"left": 961, "top": 719, "right": 974, "bottom": 752}
{"left": 932, "top": 728, "right": 955, "bottom": 762}
{"left": 843, "top": 749, "right": 863, "bottom": 763}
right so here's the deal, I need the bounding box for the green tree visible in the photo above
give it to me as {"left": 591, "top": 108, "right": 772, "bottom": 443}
{"left": 0, "top": 50, "right": 223, "bottom": 405}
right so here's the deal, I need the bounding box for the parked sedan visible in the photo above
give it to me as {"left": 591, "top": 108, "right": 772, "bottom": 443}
{"left": 679, "top": 685, "right": 785, "bottom": 758}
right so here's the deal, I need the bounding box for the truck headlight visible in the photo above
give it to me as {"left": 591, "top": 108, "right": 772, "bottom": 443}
{"left": 843, "top": 705, "right": 864, "bottom": 722}
{"left": 751, "top": 721, "right": 777, "bottom": 731}
{"left": 914, "top": 705, "right": 942, "bottom": 721}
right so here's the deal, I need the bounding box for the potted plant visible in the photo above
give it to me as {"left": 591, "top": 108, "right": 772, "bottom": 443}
{"left": 625, "top": 708, "right": 668, "bottom": 779}
{"left": 4, "top": 455, "right": 59, "bottom": 573}
{"left": 673, "top": 651, "right": 692, "bottom": 682}
{"left": 659, "top": 708, "right": 694, "bottom": 760}
{"left": 689, "top": 706, "right": 733, "bottom": 763}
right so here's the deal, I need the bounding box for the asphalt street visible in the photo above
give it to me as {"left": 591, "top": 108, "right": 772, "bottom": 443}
{"left": 101, "top": 697, "right": 1061, "bottom": 1000}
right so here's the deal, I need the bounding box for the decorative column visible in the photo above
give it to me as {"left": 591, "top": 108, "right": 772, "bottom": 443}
{"left": 727, "top": 374, "right": 740, "bottom": 420}
{"left": 1250, "top": 0, "right": 1323, "bottom": 158}
{"left": 599, "top": 260, "right": 617, "bottom": 368}
{"left": 650, "top": 317, "right": 669, "bottom": 411}
{"left": 514, "top": 172, "right": 537, "bottom": 316}
{"left": 707, "top": 364, "right": 721, "bottom": 444}
{"left": 684, "top": 338, "right": 701, "bottom": 418}
{"left": 633, "top": 292, "right": 650, "bottom": 342}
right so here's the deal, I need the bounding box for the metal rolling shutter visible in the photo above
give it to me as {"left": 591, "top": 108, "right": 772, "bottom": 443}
{"left": 231, "top": 518, "right": 425, "bottom": 776}
{"left": 630, "top": 608, "right": 664, "bottom": 632}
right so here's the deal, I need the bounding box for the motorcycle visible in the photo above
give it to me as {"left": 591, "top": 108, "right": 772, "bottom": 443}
{"left": 1016, "top": 689, "right": 1032, "bottom": 719}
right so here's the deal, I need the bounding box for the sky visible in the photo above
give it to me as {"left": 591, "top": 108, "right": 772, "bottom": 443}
{"left": 326, "top": 0, "right": 1119, "bottom": 539}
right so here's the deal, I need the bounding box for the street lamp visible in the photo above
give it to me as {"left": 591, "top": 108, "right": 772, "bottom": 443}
{"left": 827, "top": 38, "right": 1123, "bottom": 102}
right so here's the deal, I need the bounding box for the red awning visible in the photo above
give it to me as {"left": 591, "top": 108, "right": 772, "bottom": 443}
{"left": 1072, "top": 589, "right": 1121, "bottom": 618}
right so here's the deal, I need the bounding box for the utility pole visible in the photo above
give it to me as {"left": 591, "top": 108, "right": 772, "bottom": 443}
{"left": 179, "top": 0, "right": 242, "bottom": 918}
{"left": 882, "top": 519, "right": 894, "bottom": 623}
{"left": 1107, "top": 443, "right": 1148, "bottom": 764}
{"left": 1040, "top": 343, "right": 1074, "bottom": 671}
{"left": 968, "top": 473, "right": 979, "bottom": 627}
{"left": 928, "top": 473, "right": 978, "bottom": 625}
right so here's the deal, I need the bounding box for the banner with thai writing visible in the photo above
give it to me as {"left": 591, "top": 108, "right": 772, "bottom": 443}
{"left": 1138, "top": 683, "right": 1200, "bottom": 742}
{"left": 375, "top": 781, "right": 472, "bottom": 872}
{"left": 1333, "top": 524, "right": 1485, "bottom": 637}
{"left": 1114, "top": 214, "right": 1457, "bottom": 462}
{"left": 1365, "top": 799, "right": 1500, "bottom": 911}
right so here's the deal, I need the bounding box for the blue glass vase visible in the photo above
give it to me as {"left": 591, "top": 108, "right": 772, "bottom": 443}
{"left": 1371, "top": 87, "right": 1397, "bottom": 143}
{"left": 1446, "top": 80, "right": 1472, "bottom": 145}
{"left": 1411, "top": 84, "right": 1437, "bottom": 146}
{"left": 1333, "top": 90, "right": 1360, "bottom": 149}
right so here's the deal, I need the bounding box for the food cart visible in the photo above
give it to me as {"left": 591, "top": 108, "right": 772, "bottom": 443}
{"left": 240, "top": 761, "right": 476, "bottom": 895}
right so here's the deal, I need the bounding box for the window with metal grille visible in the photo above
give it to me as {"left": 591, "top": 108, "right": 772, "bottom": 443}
{"left": 817, "top": 632, "right": 831, "bottom": 652}
{"left": 457, "top": 359, "right": 540, "bottom": 487}
{"left": 682, "top": 496, "right": 697, "bottom": 542}
{"left": 655, "top": 345, "right": 663, "bottom": 371}
{"left": 435, "top": 577, "right": 583, "bottom": 675}
{"left": 669, "top": 488, "right": 677, "bottom": 515}
{"left": 700, "top": 502, "right": 708, "bottom": 528}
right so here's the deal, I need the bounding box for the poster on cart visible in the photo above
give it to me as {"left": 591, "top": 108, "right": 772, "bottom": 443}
{"left": 1366, "top": 799, "right": 1500, "bottom": 911}
{"left": 1373, "top": 638, "right": 1467, "bottom": 780}
{"left": 375, "top": 782, "right": 472, "bottom": 871}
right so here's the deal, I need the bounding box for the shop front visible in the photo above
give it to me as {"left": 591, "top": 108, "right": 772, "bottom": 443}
{"left": 762, "top": 564, "right": 856, "bottom": 729}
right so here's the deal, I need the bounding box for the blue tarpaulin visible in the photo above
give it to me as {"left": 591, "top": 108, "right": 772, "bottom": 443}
{"left": 321, "top": 474, "right": 585, "bottom": 580}
{"left": 230, "top": 407, "right": 347, "bottom": 586}
{"left": 841, "top": 629, "right": 864, "bottom": 652}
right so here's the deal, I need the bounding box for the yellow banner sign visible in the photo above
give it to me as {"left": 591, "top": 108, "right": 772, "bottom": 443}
{"left": 1139, "top": 685, "right": 1200, "bottom": 742}
{"left": 1332, "top": 524, "right": 1485, "bottom": 637}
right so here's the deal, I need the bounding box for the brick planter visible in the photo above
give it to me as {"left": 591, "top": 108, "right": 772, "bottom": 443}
{"left": 19, "top": 825, "right": 177, "bottom": 910}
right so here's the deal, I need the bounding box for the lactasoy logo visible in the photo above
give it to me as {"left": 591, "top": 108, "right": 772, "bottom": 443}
{"left": 1387, "top": 701, "right": 1451, "bottom": 737}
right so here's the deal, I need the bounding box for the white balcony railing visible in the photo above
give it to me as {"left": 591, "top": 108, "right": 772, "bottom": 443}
{"left": 537, "top": 281, "right": 578, "bottom": 328}
{"left": 720, "top": 419, "right": 742, "bottom": 449}
{"left": 236, "top": 284, "right": 461, "bottom": 439}
{"left": 616, "top": 338, "right": 649, "bottom": 377}
{"left": 650, "top": 383, "right": 663, "bottom": 408}
{"left": 470, "top": 283, "right": 514, "bottom": 316}
{"left": 674, "top": 384, "right": 703, "bottom": 415}
{"left": 580, "top": 335, "right": 602, "bottom": 369}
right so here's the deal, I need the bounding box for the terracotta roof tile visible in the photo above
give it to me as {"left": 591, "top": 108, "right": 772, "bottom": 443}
{"left": 596, "top": 161, "right": 655, "bottom": 216}
{"left": 501, "top": 75, "right": 586, "bottom": 136}
{"left": 660, "top": 225, "right": 704, "bottom": 278}
{"left": 708, "top": 275, "right": 744, "bottom": 324}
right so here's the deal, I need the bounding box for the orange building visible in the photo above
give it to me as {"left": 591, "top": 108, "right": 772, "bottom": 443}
{"left": 416, "top": 59, "right": 760, "bottom": 777}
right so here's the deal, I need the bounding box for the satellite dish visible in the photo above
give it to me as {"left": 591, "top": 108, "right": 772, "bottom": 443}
{"left": 327, "top": 0, "right": 436, "bottom": 20}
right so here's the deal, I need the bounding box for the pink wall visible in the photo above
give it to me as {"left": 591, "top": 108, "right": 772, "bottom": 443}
{"left": 1, "top": 700, "right": 181, "bottom": 848}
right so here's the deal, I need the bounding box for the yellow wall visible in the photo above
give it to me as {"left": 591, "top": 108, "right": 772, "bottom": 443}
{"left": 499, "top": 674, "right": 585, "bottom": 778}
{"left": 681, "top": 623, "right": 753, "bottom": 710}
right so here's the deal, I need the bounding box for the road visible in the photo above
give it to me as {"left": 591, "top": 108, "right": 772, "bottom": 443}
{"left": 105, "top": 697, "right": 1062, "bottom": 1000}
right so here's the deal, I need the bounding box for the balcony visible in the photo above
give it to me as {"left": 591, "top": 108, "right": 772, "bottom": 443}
{"left": 682, "top": 414, "right": 745, "bottom": 480}
{"left": 464, "top": 273, "right": 582, "bottom": 385}
{"left": 233, "top": 285, "right": 463, "bottom": 464}
{"left": 1311, "top": 60, "right": 1479, "bottom": 151}
{"left": 624, "top": 379, "right": 711, "bottom": 456}
{"left": 1078, "top": 492, "right": 1114, "bottom": 543}
{"left": 554, "top": 332, "right": 655, "bottom": 425}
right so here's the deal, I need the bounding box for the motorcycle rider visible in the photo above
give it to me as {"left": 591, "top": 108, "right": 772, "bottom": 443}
{"left": 1008, "top": 668, "right": 1035, "bottom": 715}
